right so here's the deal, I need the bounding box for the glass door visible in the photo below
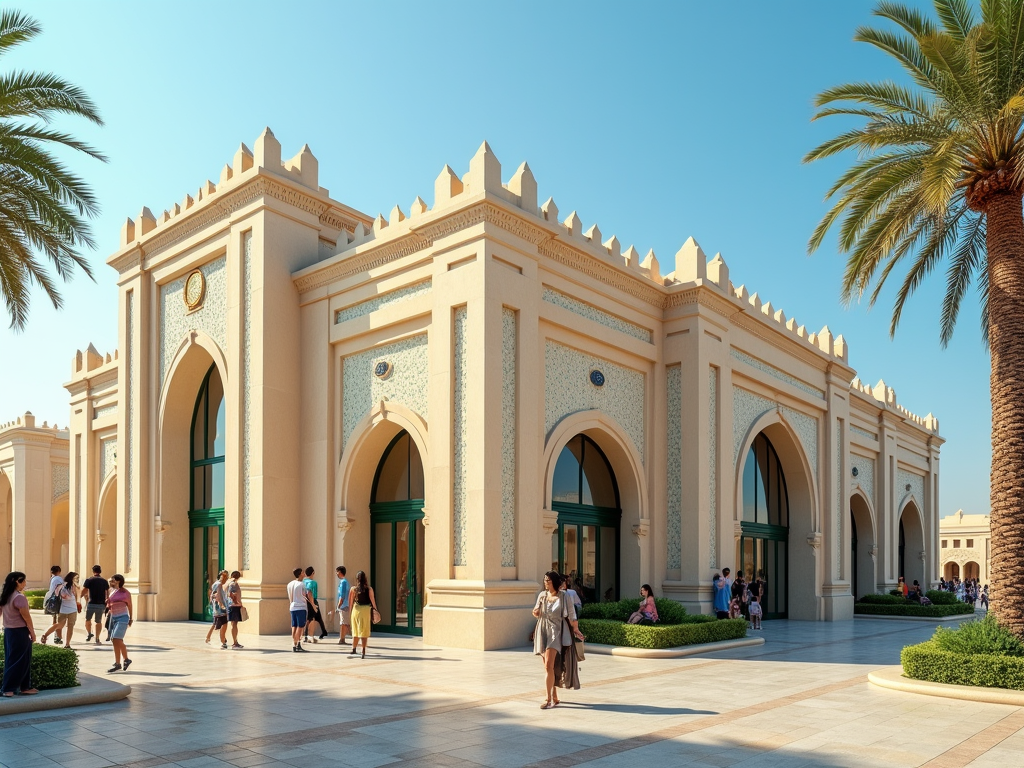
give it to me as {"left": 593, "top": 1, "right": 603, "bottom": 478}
{"left": 370, "top": 511, "right": 424, "bottom": 634}
{"left": 189, "top": 512, "right": 224, "bottom": 621}
{"left": 739, "top": 523, "right": 787, "bottom": 619}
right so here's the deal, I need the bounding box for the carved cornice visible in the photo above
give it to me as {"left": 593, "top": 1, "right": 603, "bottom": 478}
{"left": 663, "top": 286, "right": 739, "bottom": 316}
{"left": 537, "top": 239, "right": 665, "bottom": 306}
{"left": 295, "top": 233, "right": 432, "bottom": 293}
{"left": 109, "top": 250, "right": 142, "bottom": 275}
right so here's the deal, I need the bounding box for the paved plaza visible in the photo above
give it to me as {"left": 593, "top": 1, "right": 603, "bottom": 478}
{"left": 2, "top": 614, "right": 1023, "bottom": 768}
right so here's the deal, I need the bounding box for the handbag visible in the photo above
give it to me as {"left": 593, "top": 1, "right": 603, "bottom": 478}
{"left": 372, "top": 608, "right": 381, "bottom": 624}
{"left": 239, "top": 606, "right": 249, "bottom": 622}
{"left": 44, "top": 589, "right": 62, "bottom": 615}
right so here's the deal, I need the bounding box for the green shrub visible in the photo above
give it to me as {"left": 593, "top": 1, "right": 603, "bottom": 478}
{"left": 854, "top": 602, "right": 974, "bottom": 617}
{"left": 859, "top": 594, "right": 908, "bottom": 605}
{"left": 931, "top": 614, "right": 1024, "bottom": 657}
{"left": 23, "top": 589, "right": 45, "bottom": 597}
{"left": 579, "top": 597, "right": 688, "bottom": 625}
{"left": 925, "top": 590, "right": 960, "bottom": 605}
{"left": 578, "top": 618, "right": 747, "bottom": 649}
{"left": 902, "top": 640, "right": 1024, "bottom": 690}
{"left": 0, "top": 636, "right": 79, "bottom": 690}
{"left": 26, "top": 596, "right": 43, "bottom": 610}
{"left": 889, "top": 589, "right": 904, "bottom": 597}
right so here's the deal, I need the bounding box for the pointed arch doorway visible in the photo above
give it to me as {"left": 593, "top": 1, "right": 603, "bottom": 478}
{"left": 370, "top": 430, "right": 425, "bottom": 635}
{"left": 188, "top": 364, "right": 225, "bottom": 621}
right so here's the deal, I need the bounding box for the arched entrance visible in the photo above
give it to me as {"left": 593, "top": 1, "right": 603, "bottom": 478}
{"left": 188, "top": 364, "right": 225, "bottom": 621}
{"left": 550, "top": 434, "right": 621, "bottom": 603}
{"left": 51, "top": 497, "right": 69, "bottom": 571}
{"left": 738, "top": 433, "right": 789, "bottom": 618}
{"left": 370, "top": 430, "right": 425, "bottom": 634}
{"left": 96, "top": 477, "right": 118, "bottom": 577}
{"left": 850, "top": 492, "right": 875, "bottom": 600}
{"left": 944, "top": 561, "right": 960, "bottom": 580}
{"left": 898, "top": 500, "right": 925, "bottom": 589}
{"left": 964, "top": 561, "right": 980, "bottom": 581}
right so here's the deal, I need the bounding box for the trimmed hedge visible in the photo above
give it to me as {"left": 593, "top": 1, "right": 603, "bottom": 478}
{"left": 578, "top": 617, "right": 747, "bottom": 649}
{"left": 859, "top": 593, "right": 908, "bottom": 605}
{"left": 24, "top": 589, "right": 45, "bottom": 597}
{"left": 854, "top": 602, "right": 974, "bottom": 617}
{"left": 26, "top": 596, "right": 43, "bottom": 610}
{"left": 579, "top": 597, "right": 688, "bottom": 624}
{"left": 902, "top": 640, "right": 1024, "bottom": 690}
{"left": 926, "top": 590, "right": 960, "bottom": 606}
{"left": 0, "top": 636, "right": 79, "bottom": 690}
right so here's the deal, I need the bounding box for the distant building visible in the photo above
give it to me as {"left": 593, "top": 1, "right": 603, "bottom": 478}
{"left": 3, "top": 130, "right": 944, "bottom": 647}
{"left": 939, "top": 509, "right": 990, "bottom": 583}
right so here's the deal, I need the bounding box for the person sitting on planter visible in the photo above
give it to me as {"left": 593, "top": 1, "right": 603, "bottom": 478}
{"left": 627, "top": 585, "right": 659, "bottom": 624}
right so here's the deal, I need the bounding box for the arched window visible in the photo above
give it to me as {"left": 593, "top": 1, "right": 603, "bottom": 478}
{"left": 191, "top": 365, "right": 225, "bottom": 512}
{"left": 741, "top": 433, "right": 788, "bottom": 526}
{"left": 550, "top": 434, "right": 620, "bottom": 603}
{"left": 738, "top": 432, "right": 789, "bottom": 619}
{"left": 372, "top": 432, "right": 424, "bottom": 503}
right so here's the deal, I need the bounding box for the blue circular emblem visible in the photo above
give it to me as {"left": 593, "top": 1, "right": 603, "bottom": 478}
{"left": 589, "top": 369, "right": 605, "bottom": 387}
{"left": 374, "top": 361, "right": 392, "bottom": 379}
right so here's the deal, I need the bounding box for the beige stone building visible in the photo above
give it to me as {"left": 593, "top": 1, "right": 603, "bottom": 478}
{"left": 4, "top": 130, "right": 943, "bottom": 648}
{"left": 939, "top": 509, "right": 990, "bottom": 583}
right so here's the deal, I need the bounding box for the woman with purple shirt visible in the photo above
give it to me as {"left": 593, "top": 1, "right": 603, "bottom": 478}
{"left": 106, "top": 574, "right": 133, "bottom": 673}
{"left": 1, "top": 571, "right": 38, "bottom": 696}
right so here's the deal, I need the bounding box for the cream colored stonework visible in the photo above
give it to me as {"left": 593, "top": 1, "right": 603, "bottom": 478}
{"left": 6, "top": 130, "right": 944, "bottom": 648}
{"left": 939, "top": 509, "right": 990, "bottom": 583}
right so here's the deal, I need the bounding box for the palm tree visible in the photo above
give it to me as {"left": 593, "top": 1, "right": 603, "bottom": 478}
{"left": 0, "top": 10, "right": 104, "bottom": 330}
{"left": 806, "top": 0, "right": 1024, "bottom": 635}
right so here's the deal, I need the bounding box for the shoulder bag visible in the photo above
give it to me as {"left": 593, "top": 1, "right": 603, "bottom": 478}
{"left": 562, "top": 597, "right": 585, "bottom": 661}
{"left": 239, "top": 606, "right": 249, "bottom": 622}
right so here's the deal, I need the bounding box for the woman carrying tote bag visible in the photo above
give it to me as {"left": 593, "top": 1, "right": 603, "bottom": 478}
{"left": 532, "top": 571, "right": 584, "bottom": 709}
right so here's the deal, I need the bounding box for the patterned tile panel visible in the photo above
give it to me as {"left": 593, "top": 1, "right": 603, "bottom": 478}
{"left": 335, "top": 280, "right": 431, "bottom": 325}
{"left": 836, "top": 426, "right": 842, "bottom": 578}
{"left": 666, "top": 365, "right": 682, "bottom": 570}
{"left": 342, "top": 334, "right": 430, "bottom": 451}
{"left": 127, "top": 290, "right": 134, "bottom": 569}
{"left": 453, "top": 308, "right": 468, "bottom": 567}
{"left": 544, "top": 342, "right": 646, "bottom": 464}
{"left": 159, "top": 257, "right": 228, "bottom": 386}
{"left": 851, "top": 454, "right": 875, "bottom": 503}
{"left": 51, "top": 463, "right": 69, "bottom": 501}
{"left": 242, "top": 232, "right": 253, "bottom": 570}
{"left": 100, "top": 439, "right": 116, "bottom": 480}
{"left": 731, "top": 349, "right": 825, "bottom": 399}
{"left": 94, "top": 404, "right": 117, "bottom": 419}
{"left": 897, "top": 468, "right": 926, "bottom": 510}
{"left": 851, "top": 425, "right": 877, "bottom": 441}
{"left": 501, "top": 309, "right": 517, "bottom": 568}
{"left": 708, "top": 368, "right": 718, "bottom": 569}
{"left": 542, "top": 287, "right": 653, "bottom": 343}
{"left": 732, "top": 386, "right": 818, "bottom": 476}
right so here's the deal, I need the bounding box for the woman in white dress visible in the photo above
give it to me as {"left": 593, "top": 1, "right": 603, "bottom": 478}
{"left": 532, "top": 571, "right": 584, "bottom": 709}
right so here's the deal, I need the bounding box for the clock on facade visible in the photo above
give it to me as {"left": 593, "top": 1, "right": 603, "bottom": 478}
{"left": 589, "top": 369, "right": 605, "bottom": 387}
{"left": 184, "top": 269, "right": 206, "bottom": 312}
{"left": 374, "top": 360, "right": 393, "bottom": 379}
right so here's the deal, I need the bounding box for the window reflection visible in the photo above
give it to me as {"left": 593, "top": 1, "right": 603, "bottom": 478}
{"left": 743, "top": 434, "right": 788, "bottom": 526}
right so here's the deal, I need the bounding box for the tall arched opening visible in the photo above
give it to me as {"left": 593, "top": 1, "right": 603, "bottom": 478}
{"left": 964, "top": 561, "right": 980, "bottom": 581}
{"left": 898, "top": 500, "right": 925, "bottom": 589}
{"left": 96, "top": 476, "right": 118, "bottom": 577}
{"left": 550, "top": 434, "right": 621, "bottom": 603}
{"left": 738, "top": 433, "right": 789, "bottom": 618}
{"left": 850, "top": 492, "right": 875, "bottom": 600}
{"left": 944, "top": 561, "right": 960, "bottom": 580}
{"left": 369, "top": 430, "right": 425, "bottom": 635}
{"left": 50, "top": 497, "right": 69, "bottom": 571}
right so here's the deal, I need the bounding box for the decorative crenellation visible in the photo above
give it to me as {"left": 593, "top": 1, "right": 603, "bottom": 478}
{"left": 335, "top": 280, "right": 431, "bottom": 325}
{"left": 71, "top": 344, "right": 117, "bottom": 378}
{"left": 729, "top": 282, "right": 849, "bottom": 364}
{"left": 850, "top": 376, "right": 939, "bottom": 433}
{"left": 0, "top": 412, "right": 66, "bottom": 432}
{"left": 543, "top": 287, "right": 653, "bottom": 343}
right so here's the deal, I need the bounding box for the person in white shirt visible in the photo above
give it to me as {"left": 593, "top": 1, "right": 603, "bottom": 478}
{"left": 45, "top": 566, "right": 65, "bottom": 645}
{"left": 286, "top": 568, "right": 309, "bottom": 653}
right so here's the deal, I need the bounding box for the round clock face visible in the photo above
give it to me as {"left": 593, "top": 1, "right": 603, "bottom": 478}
{"left": 184, "top": 270, "right": 205, "bottom": 311}
{"left": 589, "top": 369, "right": 605, "bottom": 387}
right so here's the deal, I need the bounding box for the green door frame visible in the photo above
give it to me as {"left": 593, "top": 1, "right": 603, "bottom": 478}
{"left": 369, "top": 500, "right": 425, "bottom": 635}
{"left": 552, "top": 502, "right": 621, "bottom": 603}
{"left": 188, "top": 509, "right": 225, "bottom": 621}
{"left": 739, "top": 521, "right": 788, "bottom": 619}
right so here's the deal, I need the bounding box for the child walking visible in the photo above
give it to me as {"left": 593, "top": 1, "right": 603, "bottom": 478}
{"left": 748, "top": 594, "right": 763, "bottom": 630}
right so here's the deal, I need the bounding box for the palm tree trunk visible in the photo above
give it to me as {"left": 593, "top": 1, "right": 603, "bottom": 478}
{"left": 986, "top": 192, "right": 1024, "bottom": 637}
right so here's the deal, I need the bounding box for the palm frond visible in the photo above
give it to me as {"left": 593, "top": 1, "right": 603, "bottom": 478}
{"left": 939, "top": 212, "right": 986, "bottom": 345}
{"left": 0, "top": 11, "right": 39, "bottom": 59}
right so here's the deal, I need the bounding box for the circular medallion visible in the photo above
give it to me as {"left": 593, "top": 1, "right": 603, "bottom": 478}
{"left": 589, "top": 369, "right": 605, "bottom": 387}
{"left": 374, "top": 360, "right": 393, "bottom": 379}
{"left": 851, "top": 466, "right": 859, "bottom": 477}
{"left": 184, "top": 269, "right": 206, "bottom": 312}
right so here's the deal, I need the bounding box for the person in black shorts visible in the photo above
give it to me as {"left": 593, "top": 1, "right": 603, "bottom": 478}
{"left": 81, "top": 565, "right": 109, "bottom": 644}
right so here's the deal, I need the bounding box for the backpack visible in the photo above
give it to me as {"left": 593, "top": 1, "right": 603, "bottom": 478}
{"left": 44, "top": 587, "right": 63, "bottom": 615}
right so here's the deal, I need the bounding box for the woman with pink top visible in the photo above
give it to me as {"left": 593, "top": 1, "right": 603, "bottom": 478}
{"left": 627, "top": 584, "right": 659, "bottom": 624}
{"left": 105, "top": 574, "right": 133, "bottom": 673}
{"left": 1, "top": 572, "right": 38, "bottom": 696}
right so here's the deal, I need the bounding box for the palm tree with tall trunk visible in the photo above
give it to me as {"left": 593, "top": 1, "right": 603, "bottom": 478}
{"left": 0, "top": 10, "right": 104, "bottom": 330}
{"left": 807, "top": 0, "right": 1024, "bottom": 636}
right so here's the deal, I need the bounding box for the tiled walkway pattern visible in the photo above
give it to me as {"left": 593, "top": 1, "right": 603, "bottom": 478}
{"left": 1, "top": 614, "right": 1022, "bottom": 767}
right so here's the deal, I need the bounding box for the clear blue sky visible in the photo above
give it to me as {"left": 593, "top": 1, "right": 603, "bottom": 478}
{"left": 0, "top": 1, "right": 987, "bottom": 517}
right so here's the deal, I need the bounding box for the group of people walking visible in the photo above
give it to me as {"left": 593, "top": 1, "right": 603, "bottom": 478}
{"left": 285, "top": 566, "right": 378, "bottom": 657}
{"left": 936, "top": 576, "right": 988, "bottom": 608}
{"left": 1, "top": 564, "right": 133, "bottom": 696}
{"left": 712, "top": 567, "right": 764, "bottom": 629}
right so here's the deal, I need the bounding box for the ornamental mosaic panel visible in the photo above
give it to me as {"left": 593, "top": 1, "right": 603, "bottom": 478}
{"left": 159, "top": 256, "right": 228, "bottom": 386}
{"left": 666, "top": 365, "right": 681, "bottom": 570}
{"left": 51, "top": 463, "right": 69, "bottom": 501}
{"left": 335, "top": 280, "right": 431, "bottom": 325}
{"left": 544, "top": 342, "right": 646, "bottom": 464}
{"left": 730, "top": 349, "right": 825, "bottom": 399}
{"left": 100, "top": 439, "right": 116, "bottom": 480}
{"left": 342, "top": 334, "right": 429, "bottom": 451}
{"left": 732, "top": 386, "right": 818, "bottom": 475}
{"left": 542, "top": 287, "right": 653, "bottom": 343}
{"left": 453, "top": 308, "right": 469, "bottom": 567}
{"left": 242, "top": 232, "right": 253, "bottom": 569}
{"left": 851, "top": 425, "right": 877, "bottom": 441}
{"left": 851, "top": 454, "right": 874, "bottom": 503}
{"left": 708, "top": 368, "right": 718, "bottom": 569}
{"left": 93, "top": 404, "right": 116, "bottom": 419}
{"left": 126, "top": 290, "right": 135, "bottom": 569}
{"left": 897, "top": 468, "right": 925, "bottom": 509}
{"left": 836, "top": 426, "right": 842, "bottom": 578}
{"left": 501, "top": 308, "right": 517, "bottom": 568}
